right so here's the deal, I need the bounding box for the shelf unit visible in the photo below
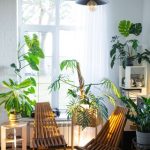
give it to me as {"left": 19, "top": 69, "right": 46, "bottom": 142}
{"left": 119, "top": 66, "right": 147, "bottom": 99}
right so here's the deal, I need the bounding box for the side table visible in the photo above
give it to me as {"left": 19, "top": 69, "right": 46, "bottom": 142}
{"left": 1, "top": 122, "right": 27, "bottom": 150}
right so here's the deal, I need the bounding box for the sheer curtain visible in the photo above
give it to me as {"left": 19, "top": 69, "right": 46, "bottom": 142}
{"left": 75, "top": 5, "right": 109, "bottom": 84}
{"left": 73, "top": 6, "right": 109, "bottom": 146}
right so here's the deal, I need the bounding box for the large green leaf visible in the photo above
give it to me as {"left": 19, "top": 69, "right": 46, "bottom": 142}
{"left": 2, "top": 81, "right": 12, "bottom": 89}
{"left": 128, "top": 39, "right": 139, "bottom": 50}
{"left": 23, "top": 55, "right": 39, "bottom": 71}
{"left": 17, "top": 78, "right": 34, "bottom": 89}
{"left": 129, "top": 23, "right": 142, "bottom": 36}
{"left": 110, "top": 56, "right": 116, "bottom": 68}
{"left": 60, "top": 60, "right": 77, "bottom": 71}
{"left": 118, "top": 20, "right": 132, "bottom": 37}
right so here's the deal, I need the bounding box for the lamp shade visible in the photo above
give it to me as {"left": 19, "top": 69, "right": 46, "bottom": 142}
{"left": 76, "top": 0, "right": 108, "bottom": 5}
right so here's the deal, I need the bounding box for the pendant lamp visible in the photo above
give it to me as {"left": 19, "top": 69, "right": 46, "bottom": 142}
{"left": 76, "top": 0, "right": 108, "bottom": 5}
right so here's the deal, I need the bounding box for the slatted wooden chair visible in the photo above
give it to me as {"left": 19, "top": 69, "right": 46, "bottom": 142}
{"left": 32, "top": 102, "right": 67, "bottom": 150}
{"left": 75, "top": 106, "right": 128, "bottom": 150}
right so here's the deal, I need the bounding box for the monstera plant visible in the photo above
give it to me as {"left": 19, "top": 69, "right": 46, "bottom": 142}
{"left": 110, "top": 20, "right": 150, "bottom": 69}
{"left": 0, "top": 34, "right": 44, "bottom": 121}
{"left": 49, "top": 59, "right": 117, "bottom": 129}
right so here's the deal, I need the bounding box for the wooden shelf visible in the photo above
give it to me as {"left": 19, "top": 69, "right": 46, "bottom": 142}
{"left": 5, "top": 138, "right": 23, "bottom": 143}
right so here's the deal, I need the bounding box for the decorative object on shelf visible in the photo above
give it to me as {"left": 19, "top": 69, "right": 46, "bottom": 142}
{"left": 110, "top": 20, "right": 150, "bottom": 69}
{"left": 119, "top": 66, "right": 147, "bottom": 97}
{"left": 49, "top": 60, "right": 117, "bottom": 129}
{"left": 0, "top": 34, "right": 45, "bottom": 122}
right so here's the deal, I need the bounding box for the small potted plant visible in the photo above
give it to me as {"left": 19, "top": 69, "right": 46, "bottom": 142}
{"left": 121, "top": 96, "right": 150, "bottom": 148}
{"left": 110, "top": 20, "right": 150, "bottom": 69}
{"left": 102, "top": 79, "right": 150, "bottom": 148}
{"left": 0, "top": 34, "right": 44, "bottom": 122}
{"left": 49, "top": 60, "right": 117, "bottom": 129}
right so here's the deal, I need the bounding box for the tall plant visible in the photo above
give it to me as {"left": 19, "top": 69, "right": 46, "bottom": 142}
{"left": 49, "top": 60, "right": 117, "bottom": 129}
{"left": 0, "top": 34, "right": 44, "bottom": 116}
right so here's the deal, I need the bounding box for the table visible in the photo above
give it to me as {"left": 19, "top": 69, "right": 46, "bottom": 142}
{"left": 1, "top": 122, "right": 27, "bottom": 150}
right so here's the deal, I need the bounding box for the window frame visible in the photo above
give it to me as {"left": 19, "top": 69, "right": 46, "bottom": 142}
{"left": 18, "top": 0, "right": 77, "bottom": 108}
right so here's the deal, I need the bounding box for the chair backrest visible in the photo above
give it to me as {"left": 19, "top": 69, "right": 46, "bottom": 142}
{"left": 95, "top": 106, "right": 128, "bottom": 147}
{"left": 75, "top": 106, "right": 128, "bottom": 150}
{"left": 34, "top": 102, "right": 60, "bottom": 139}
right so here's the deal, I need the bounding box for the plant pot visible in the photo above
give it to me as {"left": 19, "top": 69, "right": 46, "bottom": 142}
{"left": 9, "top": 113, "right": 21, "bottom": 123}
{"left": 136, "top": 131, "right": 150, "bottom": 148}
{"left": 126, "top": 57, "right": 134, "bottom": 66}
{"left": 73, "top": 108, "right": 102, "bottom": 127}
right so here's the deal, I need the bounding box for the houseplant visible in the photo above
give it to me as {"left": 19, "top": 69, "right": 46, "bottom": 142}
{"left": 121, "top": 96, "right": 150, "bottom": 148}
{"left": 103, "top": 79, "right": 150, "bottom": 148}
{"left": 49, "top": 59, "right": 116, "bottom": 129}
{"left": 110, "top": 20, "right": 150, "bottom": 69}
{"left": 0, "top": 34, "right": 44, "bottom": 121}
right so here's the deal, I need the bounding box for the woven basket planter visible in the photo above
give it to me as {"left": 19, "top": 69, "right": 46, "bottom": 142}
{"left": 73, "top": 108, "right": 103, "bottom": 127}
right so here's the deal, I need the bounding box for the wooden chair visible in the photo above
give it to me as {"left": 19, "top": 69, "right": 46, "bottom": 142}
{"left": 75, "top": 106, "right": 128, "bottom": 150}
{"left": 32, "top": 102, "right": 67, "bottom": 150}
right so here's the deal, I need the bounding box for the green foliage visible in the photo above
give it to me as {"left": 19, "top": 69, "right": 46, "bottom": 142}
{"left": 118, "top": 20, "right": 142, "bottom": 37}
{"left": 60, "top": 59, "right": 77, "bottom": 71}
{"left": 101, "top": 79, "right": 150, "bottom": 133}
{"left": 11, "top": 34, "right": 45, "bottom": 75}
{"left": 121, "top": 96, "right": 150, "bottom": 132}
{"left": 49, "top": 60, "right": 118, "bottom": 129}
{"left": 118, "top": 20, "right": 132, "bottom": 37}
{"left": 0, "top": 34, "right": 44, "bottom": 117}
{"left": 0, "top": 78, "right": 36, "bottom": 116}
{"left": 67, "top": 93, "right": 108, "bottom": 130}
{"left": 110, "top": 20, "right": 150, "bottom": 69}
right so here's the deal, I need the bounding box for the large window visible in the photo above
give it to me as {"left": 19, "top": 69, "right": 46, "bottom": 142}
{"left": 19, "top": 0, "right": 79, "bottom": 109}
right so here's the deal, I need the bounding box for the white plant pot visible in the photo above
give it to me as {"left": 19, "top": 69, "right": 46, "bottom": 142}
{"left": 136, "top": 131, "right": 150, "bottom": 148}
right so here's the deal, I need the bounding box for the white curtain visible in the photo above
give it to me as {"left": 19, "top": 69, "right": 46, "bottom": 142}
{"left": 75, "top": 5, "right": 109, "bottom": 84}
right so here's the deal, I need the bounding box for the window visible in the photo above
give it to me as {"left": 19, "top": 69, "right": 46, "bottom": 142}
{"left": 19, "top": 0, "right": 78, "bottom": 109}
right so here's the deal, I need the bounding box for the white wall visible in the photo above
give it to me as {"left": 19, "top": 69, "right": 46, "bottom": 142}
{"left": 142, "top": 0, "right": 150, "bottom": 94}
{"left": 0, "top": 0, "right": 17, "bottom": 83}
{"left": 0, "top": 0, "right": 17, "bottom": 123}
{"left": 105, "top": 0, "right": 144, "bottom": 113}
{"left": 106, "top": 0, "right": 144, "bottom": 84}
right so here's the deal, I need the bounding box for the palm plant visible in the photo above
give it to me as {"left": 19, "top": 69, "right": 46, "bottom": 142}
{"left": 49, "top": 60, "right": 117, "bottom": 129}
{"left": 0, "top": 34, "right": 44, "bottom": 117}
{"left": 110, "top": 20, "right": 150, "bottom": 69}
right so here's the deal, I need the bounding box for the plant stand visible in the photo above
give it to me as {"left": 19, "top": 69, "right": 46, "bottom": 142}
{"left": 71, "top": 115, "right": 102, "bottom": 150}
{"left": 1, "top": 122, "right": 27, "bottom": 150}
